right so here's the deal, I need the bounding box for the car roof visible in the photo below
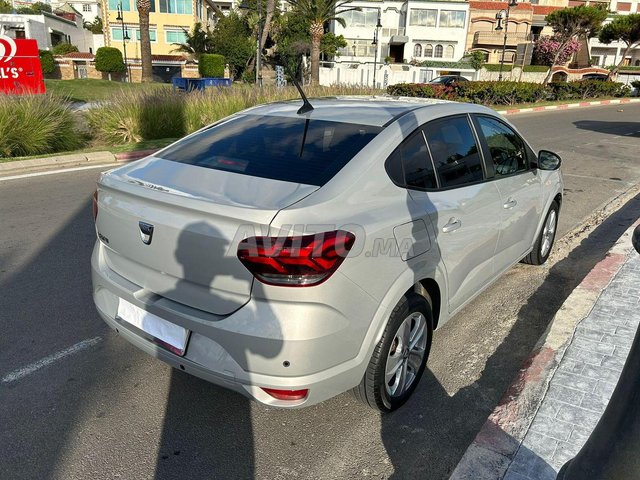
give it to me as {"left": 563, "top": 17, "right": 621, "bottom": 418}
{"left": 243, "top": 96, "right": 457, "bottom": 127}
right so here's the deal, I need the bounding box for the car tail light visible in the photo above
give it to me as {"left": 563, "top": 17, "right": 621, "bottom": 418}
{"left": 92, "top": 190, "right": 98, "bottom": 222}
{"left": 237, "top": 230, "right": 355, "bottom": 287}
{"left": 261, "top": 388, "right": 309, "bottom": 401}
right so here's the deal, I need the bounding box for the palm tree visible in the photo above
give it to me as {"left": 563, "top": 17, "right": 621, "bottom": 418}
{"left": 137, "top": 0, "right": 153, "bottom": 82}
{"left": 171, "top": 22, "right": 215, "bottom": 60}
{"left": 285, "top": 0, "right": 359, "bottom": 84}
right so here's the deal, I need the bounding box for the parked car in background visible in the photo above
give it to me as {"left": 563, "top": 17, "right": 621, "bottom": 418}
{"left": 428, "top": 75, "right": 469, "bottom": 86}
{"left": 581, "top": 73, "right": 609, "bottom": 81}
{"left": 91, "top": 97, "right": 563, "bottom": 412}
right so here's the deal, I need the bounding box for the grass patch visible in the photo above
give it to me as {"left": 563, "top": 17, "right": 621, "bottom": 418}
{"left": 44, "top": 79, "right": 170, "bottom": 102}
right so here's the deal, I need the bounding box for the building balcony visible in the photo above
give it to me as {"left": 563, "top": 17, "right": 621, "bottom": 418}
{"left": 473, "top": 31, "right": 532, "bottom": 46}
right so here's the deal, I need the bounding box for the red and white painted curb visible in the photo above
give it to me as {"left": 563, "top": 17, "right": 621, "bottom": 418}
{"left": 450, "top": 221, "right": 640, "bottom": 479}
{"left": 498, "top": 97, "right": 640, "bottom": 116}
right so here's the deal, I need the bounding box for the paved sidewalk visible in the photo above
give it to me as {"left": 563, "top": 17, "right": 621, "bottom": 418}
{"left": 452, "top": 222, "right": 640, "bottom": 479}
{"left": 504, "top": 247, "right": 640, "bottom": 479}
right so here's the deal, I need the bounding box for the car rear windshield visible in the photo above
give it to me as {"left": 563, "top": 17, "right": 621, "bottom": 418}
{"left": 159, "top": 114, "right": 382, "bottom": 186}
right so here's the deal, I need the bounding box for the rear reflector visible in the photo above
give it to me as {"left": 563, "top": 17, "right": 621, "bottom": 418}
{"left": 237, "top": 230, "right": 355, "bottom": 287}
{"left": 261, "top": 388, "right": 309, "bottom": 401}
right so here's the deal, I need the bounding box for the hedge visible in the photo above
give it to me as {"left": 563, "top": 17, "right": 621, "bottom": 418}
{"left": 523, "top": 65, "right": 550, "bottom": 72}
{"left": 52, "top": 43, "right": 78, "bottom": 55}
{"left": 484, "top": 64, "right": 514, "bottom": 72}
{"left": 95, "top": 47, "right": 125, "bottom": 73}
{"left": 39, "top": 50, "right": 54, "bottom": 74}
{"left": 387, "top": 80, "right": 631, "bottom": 105}
{"left": 199, "top": 54, "right": 225, "bottom": 78}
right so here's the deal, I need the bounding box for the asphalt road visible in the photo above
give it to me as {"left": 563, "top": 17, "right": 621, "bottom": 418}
{"left": 1, "top": 104, "right": 640, "bottom": 480}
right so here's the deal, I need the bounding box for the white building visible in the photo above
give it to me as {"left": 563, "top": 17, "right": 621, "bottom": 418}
{"left": 589, "top": 0, "right": 640, "bottom": 69}
{"left": 57, "top": 0, "right": 101, "bottom": 24}
{"left": 0, "top": 10, "right": 94, "bottom": 51}
{"left": 332, "top": 0, "right": 470, "bottom": 64}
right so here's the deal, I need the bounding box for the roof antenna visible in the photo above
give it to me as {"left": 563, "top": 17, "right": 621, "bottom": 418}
{"left": 284, "top": 58, "right": 314, "bottom": 115}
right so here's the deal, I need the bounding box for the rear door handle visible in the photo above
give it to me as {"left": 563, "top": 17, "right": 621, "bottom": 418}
{"left": 442, "top": 218, "right": 461, "bottom": 233}
{"left": 503, "top": 198, "right": 518, "bottom": 209}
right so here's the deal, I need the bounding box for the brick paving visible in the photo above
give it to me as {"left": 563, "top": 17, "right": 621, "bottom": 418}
{"left": 503, "top": 252, "right": 640, "bottom": 480}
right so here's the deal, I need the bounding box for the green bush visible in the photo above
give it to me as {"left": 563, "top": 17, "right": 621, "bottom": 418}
{"left": 387, "top": 79, "right": 630, "bottom": 105}
{"left": 198, "top": 54, "right": 225, "bottom": 78}
{"left": 523, "top": 65, "right": 550, "bottom": 72}
{"left": 0, "top": 94, "right": 83, "bottom": 157}
{"left": 95, "top": 47, "right": 126, "bottom": 73}
{"left": 484, "top": 64, "right": 514, "bottom": 72}
{"left": 52, "top": 43, "right": 79, "bottom": 55}
{"left": 39, "top": 50, "right": 55, "bottom": 74}
{"left": 631, "top": 80, "right": 640, "bottom": 89}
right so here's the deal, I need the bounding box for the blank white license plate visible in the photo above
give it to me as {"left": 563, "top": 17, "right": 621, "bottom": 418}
{"left": 117, "top": 299, "right": 189, "bottom": 356}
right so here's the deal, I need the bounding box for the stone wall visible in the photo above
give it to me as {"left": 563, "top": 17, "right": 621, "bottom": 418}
{"left": 49, "top": 61, "right": 197, "bottom": 83}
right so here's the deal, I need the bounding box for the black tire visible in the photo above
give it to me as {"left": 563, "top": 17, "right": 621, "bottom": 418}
{"left": 523, "top": 200, "right": 559, "bottom": 266}
{"left": 352, "top": 292, "right": 433, "bottom": 412}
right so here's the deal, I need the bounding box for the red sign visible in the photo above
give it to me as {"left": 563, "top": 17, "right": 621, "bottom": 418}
{"left": 0, "top": 35, "right": 45, "bottom": 95}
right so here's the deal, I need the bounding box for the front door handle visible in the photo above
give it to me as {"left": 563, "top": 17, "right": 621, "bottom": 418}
{"left": 442, "top": 218, "right": 461, "bottom": 233}
{"left": 503, "top": 198, "right": 518, "bottom": 209}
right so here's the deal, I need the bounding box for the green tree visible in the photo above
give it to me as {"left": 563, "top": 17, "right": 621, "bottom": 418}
{"left": 199, "top": 53, "right": 225, "bottom": 77}
{"left": 16, "top": 2, "right": 52, "bottom": 13}
{"left": 466, "top": 51, "right": 485, "bottom": 71}
{"left": 543, "top": 5, "right": 608, "bottom": 84}
{"left": 137, "top": 0, "right": 153, "bottom": 82}
{"left": 52, "top": 43, "right": 79, "bottom": 55}
{"left": 84, "top": 17, "right": 104, "bottom": 34}
{"left": 599, "top": 14, "right": 640, "bottom": 78}
{"left": 284, "top": 0, "right": 359, "bottom": 84}
{"left": 0, "top": 0, "right": 12, "bottom": 13}
{"left": 210, "top": 12, "right": 254, "bottom": 79}
{"left": 172, "top": 22, "right": 215, "bottom": 59}
{"left": 95, "top": 46, "right": 126, "bottom": 81}
{"left": 320, "top": 32, "right": 346, "bottom": 59}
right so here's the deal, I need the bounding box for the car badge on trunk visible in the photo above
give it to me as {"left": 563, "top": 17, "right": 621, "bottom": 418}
{"left": 139, "top": 221, "right": 154, "bottom": 245}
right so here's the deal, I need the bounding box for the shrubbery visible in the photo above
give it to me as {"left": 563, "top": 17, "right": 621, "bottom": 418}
{"left": 39, "top": 50, "right": 55, "bottom": 74}
{"left": 52, "top": 43, "right": 79, "bottom": 55}
{"left": 198, "top": 54, "right": 225, "bottom": 78}
{"left": 95, "top": 47, "right": 126, "bottom": 74}
{"left": 0, "top": 95, "right": 83, "bottom": 157}
{"left": 387, "top": 80, "right": 630, "bottom": 105}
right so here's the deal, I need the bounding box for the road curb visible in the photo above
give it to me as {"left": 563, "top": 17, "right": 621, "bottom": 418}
{"left": 450, "top": 222, "right": 639, "bottom": 480}
{"left": 0, "top": 151, "right": 116, "bottom": 176}
{"left": 497, "top": 97, "right": 640, "bottom": 116}
{"left": 114, "top": 149, "right": 160, "bottom": 162}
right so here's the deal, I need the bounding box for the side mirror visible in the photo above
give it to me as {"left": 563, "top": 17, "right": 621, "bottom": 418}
{"left": 537, "top": 150, "right": 562, "bottom": 171}
{"left": 633, "top": 225, "right": 640, "bottom": 254}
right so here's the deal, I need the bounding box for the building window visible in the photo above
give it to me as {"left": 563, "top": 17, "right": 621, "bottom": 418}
{"left": 165, "top": 30, "right": 189, "bottom": 43}
{"left": 82, "top": 4, "right": 92, "bottom": 12}
{"left": 159, "top": 0, "right": 192, "bottom": 14}
{"left": 111, "top": 27, "right": 126, "bottom": 41}
{"left": 338, "top": 8, "right": 379, "bottom": 28}
{"left": 409, "top": 9, "right": 437, "bottom": 27}
{"left": 636, "top": 59, "right": 640, "bottom": 66}
{"left": 439, "top": 10, "right": 465, "bottom": 28}
{"left": 109, "top": 0, "right": 131, "bottom": 10}
{"left": 414, "top": 43, "right": 422, "bottom": 57}
{"left": 339, "top": 38, "right": 377, "bottom": 57}
{"left": 445, "top": 45, "right": 454, "bottom": 59}
{"left": 136, "top": 29, "right": 157, "bottom": 41}
{"left": 424, "top": 44, "right": 433, "bottom": 57}
{"left": 434, "top": 44, "right": 443, "bottom": 58}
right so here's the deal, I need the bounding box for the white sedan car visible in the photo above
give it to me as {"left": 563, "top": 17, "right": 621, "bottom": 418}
{"left": 91, "top": 97, "right": 563, "bottom": 412}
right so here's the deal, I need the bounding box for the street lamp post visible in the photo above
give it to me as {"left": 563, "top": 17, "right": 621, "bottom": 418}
{"left": 240, "top": 0, "right": 262, "bottom": 86}
{"left": 494, "top": 0, "right": 517, "bottom": 81}
{"left": 371, "top": 9, "right": 382, "bottom": 89}
{"left": 116, "top": 2, "right": 131, "bottom": 82}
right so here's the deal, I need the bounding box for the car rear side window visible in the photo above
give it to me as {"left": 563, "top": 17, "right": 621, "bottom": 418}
{"left": 423, "top": 116, "right": 483, "bottom": 188}
{"left": 385, "top": 131, "right": 437, "bottom": 190}
{"left": 159, "top": 115, "right": 382, "bottom": 186}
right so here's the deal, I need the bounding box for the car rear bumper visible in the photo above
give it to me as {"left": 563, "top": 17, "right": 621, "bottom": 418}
{"left": 91, "top": 241, "right": 379, "bottom": 408}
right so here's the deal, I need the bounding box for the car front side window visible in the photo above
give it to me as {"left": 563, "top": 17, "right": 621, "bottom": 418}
{"left": 476, "top": 116, "right": 528, "bottom": 176}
